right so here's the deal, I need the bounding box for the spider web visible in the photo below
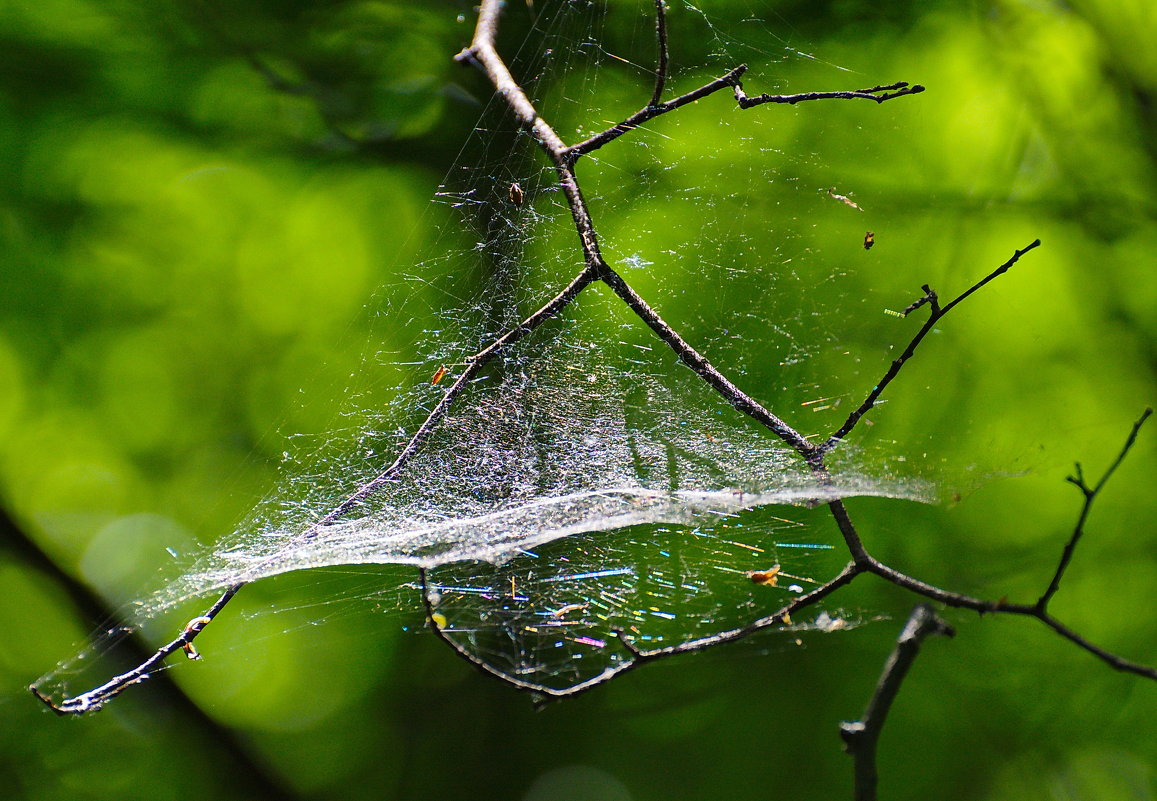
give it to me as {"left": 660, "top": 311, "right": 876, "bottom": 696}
{"left": 37, "top": 1, "right": 936, "bottom": 698}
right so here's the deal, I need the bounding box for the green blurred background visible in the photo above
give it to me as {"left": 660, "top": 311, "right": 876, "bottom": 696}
{"left": 2, "top": 1, "right": 1155, "bottom": 799}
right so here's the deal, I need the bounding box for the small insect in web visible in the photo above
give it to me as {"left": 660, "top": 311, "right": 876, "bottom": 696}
{"left": 431, "top": 365, "right": 449, "bottom": 385}
{"left": 863, "top": 231, "right": 875, "bottom": 250}
{"left": 508, "top": 182, "right": 524, "bottom": 206}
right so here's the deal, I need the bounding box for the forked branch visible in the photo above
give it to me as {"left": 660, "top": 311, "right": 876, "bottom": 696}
{"left": 1038, "top": 407, "right": 1152, "bottom": 609}
{"left": 860, "top": 410, "right": 1157, "bottom": 682}
{"left": 841, "top": 605, "right": 954, "bottom": 801}
{"left": 418, "top": 410, "right": 1156, "bottom": 700}
{"left": 823, "top": 239, "right": 1042, "bottom": 451}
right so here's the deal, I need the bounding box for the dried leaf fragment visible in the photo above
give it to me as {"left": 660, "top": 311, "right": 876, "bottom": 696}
{"left": 747, "top": 565, "right": 781, "bottom": 586}
{"left": 825, "top": 187, "right": 863, "bottom": 211}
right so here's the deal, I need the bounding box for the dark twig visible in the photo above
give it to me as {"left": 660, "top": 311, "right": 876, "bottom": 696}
{"left": 840, "top": 605, "right": 954, "bottom": 801}
{"left": 649, "top": 0, "right": 669, "bottom": 108}
{"left": 417, "top": 567, "right": 629, "bottom": 697}
{"left": 569, "top": 77, "right": 925, "bottom": 162}
{"left": 566, "top": 65, "right": 748, "bottom": 161}
{"left": 863, "top": 545, "right": 1157, "bottom": 683}
{"left": 419, "top": 562, "right": 864, "bottom": 701}
{"left": 938, "top": 239, "right": 1040, "bottom": 316}
{"left": 570, "top": 73, "right": 925, "bottom": 161}
{"left": 624, "top": 561, "right": 861, "bottom": 661}
{"left": 863, "top": 558, "right": 1022, "bottom": 614}
{"left": 823, "top": 239, "right": 1042, "bottom": 451}
{"left": 1038, "top": 407, "right": 1152, "bottom": 609}
{"left": 861, "top": 413, "right": 1157, "bottom": 682}
{"left": 825, "top": 498, "right": 873, "bottom": 564}
{"left": 32, "top": 584, "right": 245, "bottom": 714}
{"left": 735, "top": 80, "right": 926, "bottom": 108}
{"left": 6, "top": 509, "right": 292, "bottom": 797}
{"left": 900, "top": 285, "right": 937, "bottom": 317}
{"left": 306, "top": 269, "right": 601, "bottom": 527}
{"left": 598, "top": 269, "right": 816, "bottom": 458}
{"left": 1036, "top": 611, "right": 1157, "bottom": 680}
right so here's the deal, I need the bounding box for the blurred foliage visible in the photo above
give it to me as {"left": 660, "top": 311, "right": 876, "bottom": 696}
{"left": 1, "top": 1, "right": 1155, "bottom": 800}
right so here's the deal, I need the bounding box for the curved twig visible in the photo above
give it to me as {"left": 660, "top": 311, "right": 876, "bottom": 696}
{"left": 419, "top": 562, "right": 864, "bottom": 702}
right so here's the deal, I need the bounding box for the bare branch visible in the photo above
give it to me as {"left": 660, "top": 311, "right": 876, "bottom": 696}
{"left": 598, "top": 269, "right": 816, "bottom": 457}
{"left": 825, "top": 498, "right": 873, "bottom": 564}
{"left": 1037, "top": 407, "right": 1152, "bottom": 609}
{"left": 420, "top": 562, "right": 865, "bottom": 703}
{"left": 418, "top": 567, "right": 638, "bottom": 698}
{"left": 840, "top": 605, "right": 954, "bottom": 801}
{"left": 461, "top": 2, "right": 815, "bottom": 457}
{"left": 735, "top": 80, "right": 925, "bottom": 108}
{"left": 566, "top": 65, "right": 747, "bottom": 161}
{"left": 865, "top": 412, "right": 1157, "bottom": 683}
{"left": 418, "top": 426, "right": 1157, "bottom": 707}
{"left": 863, "top": 558, "right": 1027, "bottom": 614}
{"left": 570, "top": 74, "right": 925, "bottom": 161}
{"left": 30, "top": 261, "right": 605, "bottom": 714}
{"left": 627, "top": 561, "right": 862, "bottom": 661}
{"left": 649, "top": 0, "right": 669, "bottom": 108}
{"left": 823, "top": 239, "right": 1042, "bottom": 451}
{"left": 32, "top": 584, "right": 244, "bottom": 715}
{"left": 1037, "top": 611, "right": 1157, "bottom": 680}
